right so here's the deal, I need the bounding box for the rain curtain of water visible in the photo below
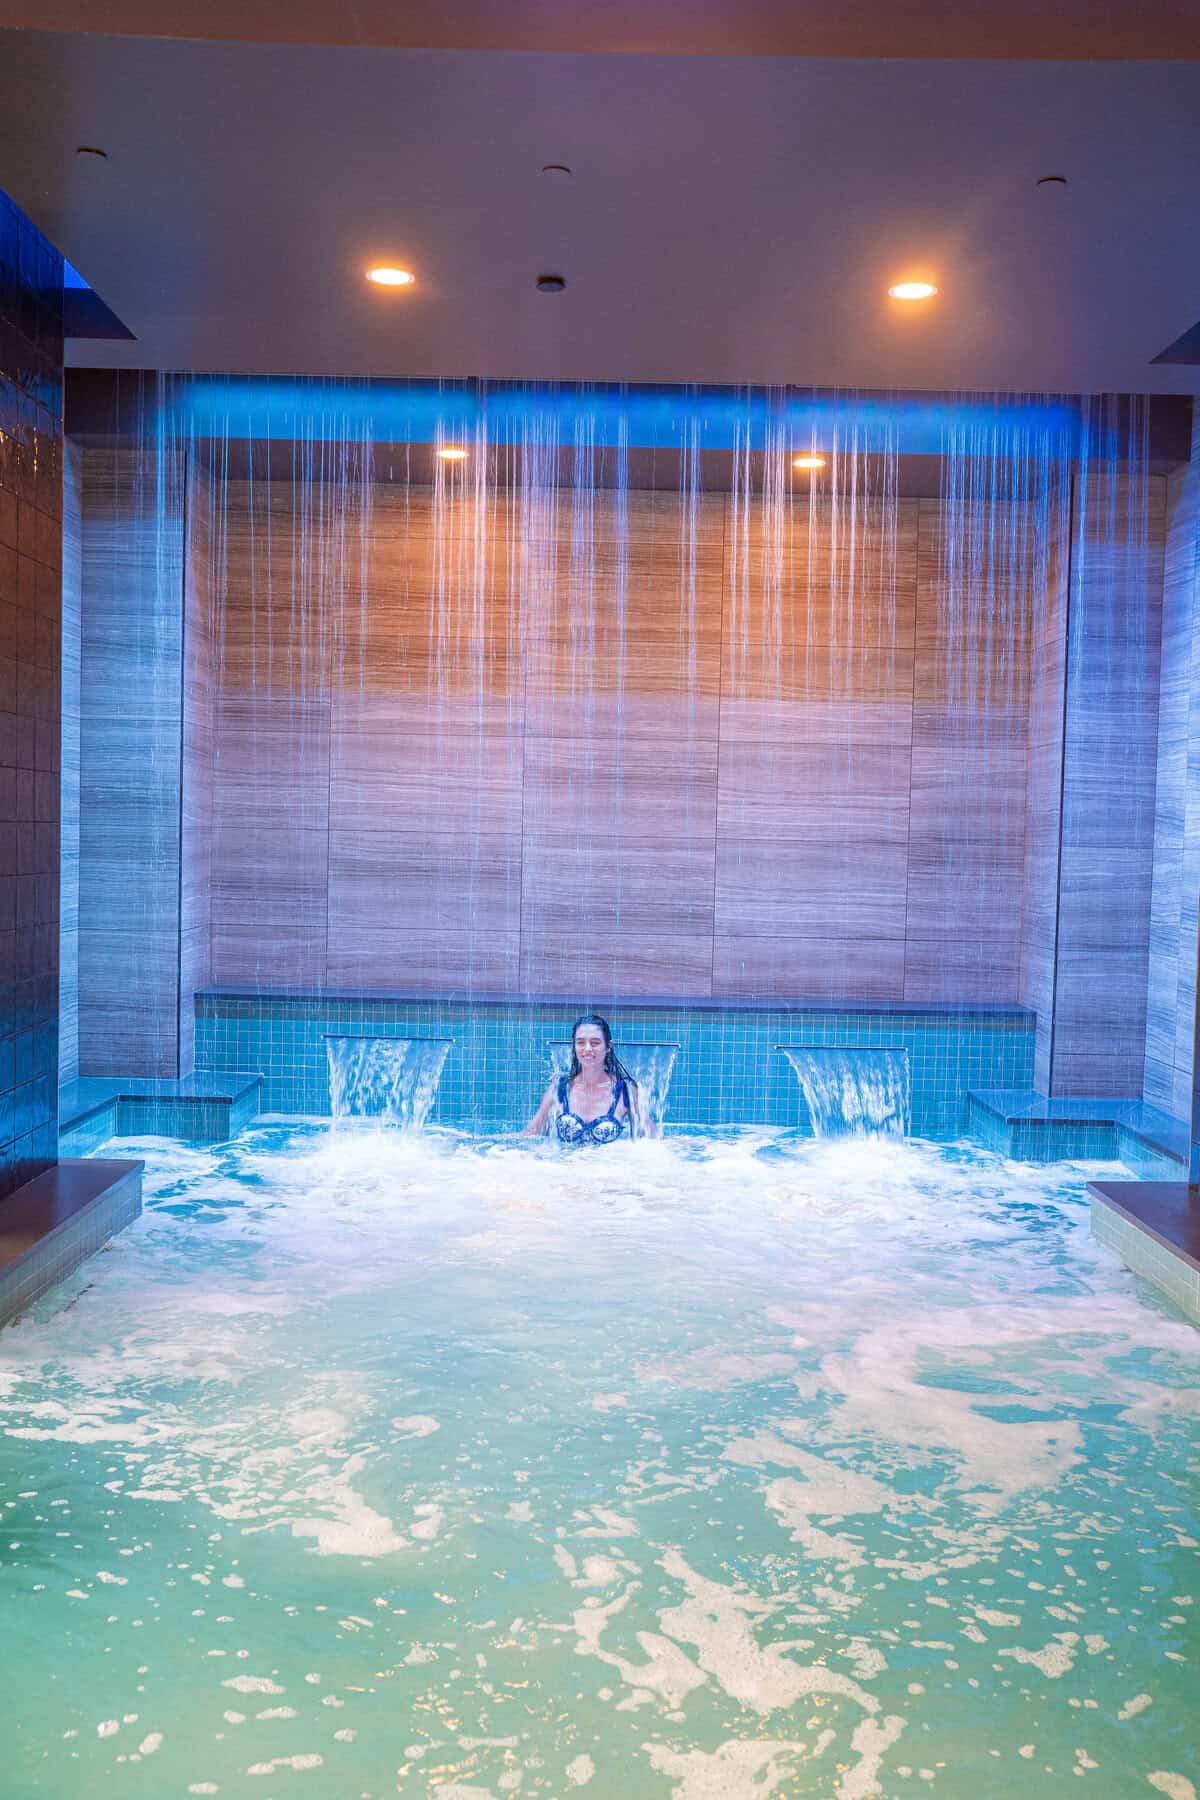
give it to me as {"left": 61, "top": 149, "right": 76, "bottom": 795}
{"left": 64, "top": 380, "right": 1155, "bottom": 1127}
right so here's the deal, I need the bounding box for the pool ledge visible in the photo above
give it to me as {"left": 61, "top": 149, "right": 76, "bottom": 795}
{"left": 1088, "top": 1179, "right": 1200, "bottom": 1325}
{"left": 0, "top": 1159, "right": 143, "bottom": 1329}
{"left": 971, "top": 1090, "right": 1187, "bottom": 1173}
{"left": 59, "top": 1073, "right": 263, "bottom": 1153}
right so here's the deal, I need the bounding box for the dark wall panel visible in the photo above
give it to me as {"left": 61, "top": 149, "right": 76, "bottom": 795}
{"left": 77, "top": 448, "right": 185, "bottom": 1077}
{"left": 0, "top": 191, "right": 62, "bottom": 1190}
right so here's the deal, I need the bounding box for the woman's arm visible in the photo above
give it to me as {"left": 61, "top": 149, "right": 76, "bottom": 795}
{"left": 524, "top": 1080, "right": 559, "bottom": 1136}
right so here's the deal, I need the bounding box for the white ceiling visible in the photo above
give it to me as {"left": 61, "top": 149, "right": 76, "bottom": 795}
{"left": 2, "top": 28, "right": 1200, "bottom": 393}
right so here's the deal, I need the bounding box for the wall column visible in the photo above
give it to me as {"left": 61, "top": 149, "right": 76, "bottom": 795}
{"left": 0, "top": 192, "right": 63, "bottom": 1190}
{"left": 71, "top": 432, "right": 211, "bottom": 1081}
{"left": 1048, "top": 466, "right": 1166, "bottom": 1095}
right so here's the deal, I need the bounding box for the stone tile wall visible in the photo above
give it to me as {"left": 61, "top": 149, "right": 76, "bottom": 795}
{"left": 1145, "top": 419, "right": 1200, "bottom": 1120}
{"left": 75, "top": 444, "right": 187, "bottom": 1077}
{"left": 0, "top": 191, "right": 62, "bottom": 1193}
{"left": 1050, "top": 467, "right": 1166, "bottom": 1095}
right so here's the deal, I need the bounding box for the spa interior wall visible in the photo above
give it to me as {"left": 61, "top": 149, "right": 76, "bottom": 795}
{"left": 0, "top": 194, "right": 62, "bottom": 1193}
{"left": 59, "top": 384, "right": 1195, "bottom": 1121}
{"left": 1144, "top": 412, "right": 1200, "bottom": 1122}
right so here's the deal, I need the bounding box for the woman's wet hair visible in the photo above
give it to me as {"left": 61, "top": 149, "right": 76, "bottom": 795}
{"left": 567, "top": 1015, "right": 637, "bottom": 1127}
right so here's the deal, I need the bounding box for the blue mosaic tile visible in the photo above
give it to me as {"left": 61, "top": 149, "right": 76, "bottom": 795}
{"left": 1115, "top": 1127, "right": 1187, "bottom": 1181}
{"left": 57, "top": 1102, "right": 119, "bottom": 1159}
{"left": 58, "top": 1074, "right": 265, "bottom": 1150}
{"left": 970, "top": 1089, "right": 1190, "bottom": 1169}
{"left": 195, "top": 992, "right": 1036, "bottom": 1137}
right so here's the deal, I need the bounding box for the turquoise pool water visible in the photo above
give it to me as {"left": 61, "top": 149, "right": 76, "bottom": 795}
{"left": 2, "top": 1124, "right": 1198, "bottom": 1799}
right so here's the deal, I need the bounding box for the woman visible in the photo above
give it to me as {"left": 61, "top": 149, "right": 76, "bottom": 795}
{"left": 525, "top": 1014, "right": 647, "bottom": 1145}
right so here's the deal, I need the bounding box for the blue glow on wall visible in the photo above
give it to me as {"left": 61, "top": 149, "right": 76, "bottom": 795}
{"left": 176, "top": 376, "right": 1087, "bottom": 454}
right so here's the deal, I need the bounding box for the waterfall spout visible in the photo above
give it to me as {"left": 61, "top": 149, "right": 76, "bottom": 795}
{"left": 326, "top": 1036, "right": 452, "bottom": 1131}
{"left": 778, "top": 1046, "right": 911, "bottom": 1139}
{"left": 547, "top": 1041, "right": 680, "bottom": 1134}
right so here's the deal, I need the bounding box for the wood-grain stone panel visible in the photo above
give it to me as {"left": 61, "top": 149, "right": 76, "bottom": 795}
{"left": 1145, "top": 447, "right": 1200, "bottom": 1116}
{"left": 77, "top": 449, "right": 187, "bottom": 1076}
{"left": 1050, "top": 470, "right": 1165, "bottom": 1094}
{"left": 76, "top": 457, "right": 1172, "bottom": 1035}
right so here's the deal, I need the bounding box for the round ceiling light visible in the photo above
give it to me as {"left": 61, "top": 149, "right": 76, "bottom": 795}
{"left": 888, "top": 281, "right": 938, "bottom": 301}
{"left": 536, "top": 273, "right": 567, "bottom": 293}
{"left": 366, "top": 266, "right": 415, "bottom": 287}
{"left": 437, "top": 446, "right": 468, "bottom": 461}
{"left": 793, "top": 454, "right": 826, "bottom": 471}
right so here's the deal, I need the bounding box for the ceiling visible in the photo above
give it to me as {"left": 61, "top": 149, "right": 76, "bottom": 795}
{"left": 2, "top": 26, "right": 1200, "bottom": 394}
{"left": 3, "top": 0, "right": 1200, "bottom": 58}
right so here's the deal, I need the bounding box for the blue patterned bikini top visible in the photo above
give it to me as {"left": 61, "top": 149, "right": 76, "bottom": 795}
{"left": 555, "top": 1074, "right": 630, "bottom": 1147}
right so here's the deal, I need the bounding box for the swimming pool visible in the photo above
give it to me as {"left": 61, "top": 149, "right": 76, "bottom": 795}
{"left": 2, "top": 1123, "right": 1198, "bottom": 1798}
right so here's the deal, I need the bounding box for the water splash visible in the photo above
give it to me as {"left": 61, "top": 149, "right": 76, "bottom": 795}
{"left": 780, "top": 1045, "right": 911, "bottom": 1138}
{"left": 325, "top": 1035, "right": 451, "bottom": 1130}
{"left": 547, "top": 1041, "right": 680, "bottom": 1133}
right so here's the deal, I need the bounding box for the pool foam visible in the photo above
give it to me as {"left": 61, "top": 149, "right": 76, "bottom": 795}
{"left": 0, "top": 1122, "right": 1197, "bottom": 1797}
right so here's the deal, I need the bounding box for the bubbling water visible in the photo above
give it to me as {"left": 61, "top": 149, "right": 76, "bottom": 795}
{"left": 1, "top": 1122, "right": 1197, "bottom": 1799}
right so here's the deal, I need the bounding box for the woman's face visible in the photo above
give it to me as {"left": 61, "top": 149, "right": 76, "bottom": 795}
{"left": 574, "top": 1025, "right": 608, "bottom": 1074}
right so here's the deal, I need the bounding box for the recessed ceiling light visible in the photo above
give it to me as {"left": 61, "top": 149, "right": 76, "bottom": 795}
{"left": 888, "top": 281, "right": 938, "bottom": 301}
{"left": 1036, "top": 174, "right": 1068, "bottom": 188}
{"left": 536, "top": 273, "right": 567, "bottom": 293}
{"left": 76, "top": 145, "right": 108, "bottom": 159}
{"left": 542, "top": 163, "right": 572, "bottom": 178}
{"left": 793, "top": 454, "right": 826, "bottom": 471}
{"left": 437, "top": 446, "right": 468, "bottom": 461}
{"left": 366, "top": 266, "right": 415, "bottom": 287}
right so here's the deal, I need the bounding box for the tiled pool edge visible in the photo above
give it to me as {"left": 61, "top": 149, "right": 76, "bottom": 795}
{"left": 1089, "top": 1180, "right": 1200, "bottom": 1326}
{"left": 60, "top": 1000, "right": 1190, "bottom": 1180}
{"left": 0, "top": 1159, "right": 143, "bottom": 1329}
{"left": 58, "top": 1074, "right": 264, "bottom": 1155}
{"left": 196, "top": 992, "right": 1035, "bottom": 1134}
{"left": 970, "top": 1090, "right": 1188, "bottom": 1174}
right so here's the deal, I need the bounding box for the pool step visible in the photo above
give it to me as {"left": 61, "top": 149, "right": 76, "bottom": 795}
{"left": 58, "top": 1073, "right": 263, "bottom": 1154}
{"left": 968, "top": 1088, "right": 1187, "bottom": 1175}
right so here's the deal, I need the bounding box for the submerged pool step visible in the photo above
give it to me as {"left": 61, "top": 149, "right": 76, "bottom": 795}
{"left": 58, "top": 1073, "right": 263, "bottom": 1154}
{"left": 968, "top": 1088, "right": 1187, "bottom": 1175}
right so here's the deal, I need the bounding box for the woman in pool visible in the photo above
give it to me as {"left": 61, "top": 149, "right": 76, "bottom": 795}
{"left": 525, "top": 1014, "right": 650, "bottom": 1144}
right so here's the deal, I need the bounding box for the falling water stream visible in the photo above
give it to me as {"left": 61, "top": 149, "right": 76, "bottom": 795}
{"left": 64, "top": 379, "right": 1155, "bottom": 1116}
{"left": 325, "top": 1036, "right": 451, "bottom": 1131}
{"left": 781, "top": 1046, "right": 912, "bottom": 1138}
